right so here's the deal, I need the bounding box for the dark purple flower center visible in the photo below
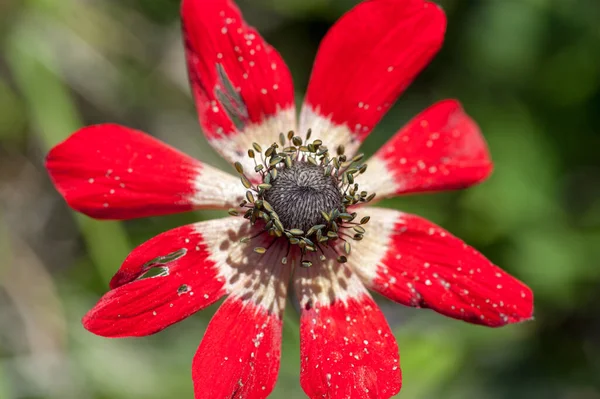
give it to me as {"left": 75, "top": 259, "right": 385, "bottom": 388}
{"left": 264, "top": 162, "right": 342, "bottom": 232}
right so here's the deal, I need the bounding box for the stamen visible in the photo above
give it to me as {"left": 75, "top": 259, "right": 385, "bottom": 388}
{"left": 230, "top": 130, "right": 376, "bottom": 266}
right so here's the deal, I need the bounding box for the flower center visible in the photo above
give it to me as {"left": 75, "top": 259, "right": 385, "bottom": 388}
{"left": 263, "top": 162, "right": 341, "bottom": 232}
{"left": 230, "top": 130, "right": 376, "bottom": 267}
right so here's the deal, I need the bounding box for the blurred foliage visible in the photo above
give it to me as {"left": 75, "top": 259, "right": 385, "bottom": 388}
{"left": 1, "top": 0, "right": 599, "bottom": 398}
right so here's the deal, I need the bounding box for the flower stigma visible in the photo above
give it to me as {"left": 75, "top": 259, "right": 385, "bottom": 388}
{"left": 229, "top": 130, "right": 375, "bottom": 267}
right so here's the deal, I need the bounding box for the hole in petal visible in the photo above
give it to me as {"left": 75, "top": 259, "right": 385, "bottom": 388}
{"left": 142, "top": 248, "right": 187, "bottom": 269}
{"left": 137, "top": 248, "right": 188, "bottom": 280}
{"left": 178, "top": 284, "right": 192, "bottom": 295}
{"left": 214, "top": 63, "right": 249, "bottom": 131}
{"left": 138, "top": 266, "right": 170, "bottom": 279}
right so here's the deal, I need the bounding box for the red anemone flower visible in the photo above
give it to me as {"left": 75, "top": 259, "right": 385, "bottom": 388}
{"left": 45, "top": 0, "right": 534, "bottom": 398}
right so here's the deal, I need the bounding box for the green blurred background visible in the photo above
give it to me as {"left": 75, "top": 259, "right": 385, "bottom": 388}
{"left": 1, "top": 0, "right": 599, "bottom": 398}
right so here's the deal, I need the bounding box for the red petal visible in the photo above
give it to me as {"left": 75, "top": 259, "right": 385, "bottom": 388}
{"left": 300, "top": 0, "right": 445, "bottom": 154}
{"left": 361, "top": 100, "right": 493, "bottom": 198}
{"left": 182, "top": 0, "right": 295, "bottom": 168}
{"left": 83, "top": 220, "right": 237, "bottom": 337}
{"left": 294, "top": 261, "right": 401, "bottom": 398}
{"left": 192, "top": 294, "right": 288, "bottom": 398}
{"left": 350, "top": 207, "right": 534, "bottom": 327}
{"left": 46, "top": 124, "right": 242, "bottom": 220}
{"left": 299, "top": 297, "right": 401, "bottom": 399}
{"left": 110, "top": 216, "right": 248, "bottom": 289}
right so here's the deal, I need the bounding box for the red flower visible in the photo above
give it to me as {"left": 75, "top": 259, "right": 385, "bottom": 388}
{"left": 45, "top": 0, "right": 534, "bottom": 398}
